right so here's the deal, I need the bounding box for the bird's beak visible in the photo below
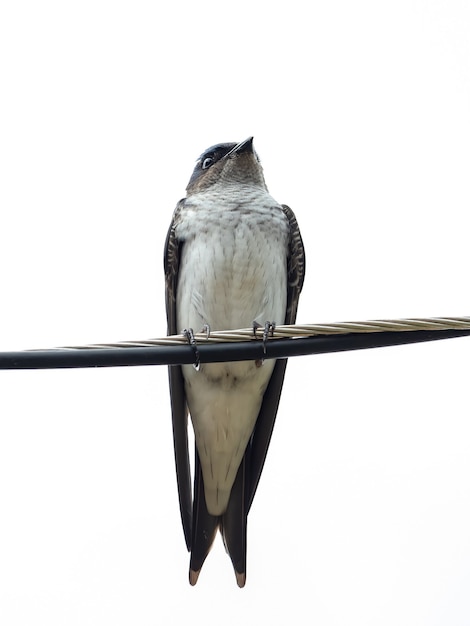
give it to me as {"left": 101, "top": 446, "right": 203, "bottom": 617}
{"left": 226, "top": 137, "right": 254, "bottom": 157}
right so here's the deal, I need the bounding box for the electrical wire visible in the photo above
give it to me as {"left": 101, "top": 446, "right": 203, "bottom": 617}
{"left": 0, "top": 316, "right": 469, "bottom": 370}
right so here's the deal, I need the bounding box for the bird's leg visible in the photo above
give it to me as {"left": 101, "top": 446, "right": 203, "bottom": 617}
{"left": 262, "top": 321, "right": 276, "bottom": 357}
{"left": 253, "top": 320, "right": 276, "bottom": 366}
{"left": 182, "top": 328, "right": 201, "bottom": 371}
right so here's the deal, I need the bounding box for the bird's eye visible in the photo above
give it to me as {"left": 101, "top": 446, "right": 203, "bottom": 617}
{"left": 202, "top": 157, "right": 213, "bottom": 169}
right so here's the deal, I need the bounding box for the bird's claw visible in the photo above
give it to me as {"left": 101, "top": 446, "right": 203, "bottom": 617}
{"left": 201, "top": 323, "right": 211, "bottom": 340}
{"left": 182, "top": 328, "right": 201, "bottom": 371}
{"left": 253, "top": 320, "right": 276, "bottom": 365}
{"left": 262, "top": 321, "right": 276, "bottom": 356}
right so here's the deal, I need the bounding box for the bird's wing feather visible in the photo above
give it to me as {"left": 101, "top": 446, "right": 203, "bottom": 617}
{"left": 222, "top": 204, "right": 305, "bottom": 583}
{"left": 247, "top": 204, "right": 306, "bottom": 508}
{"left": 189, "top": 452, "right": 219, "bottom": 584}
{"left": 282, "top": 204, "right": 306, "bottom": 325}
{"left": 164, "top": 201, "right": 192, "bottom": 549}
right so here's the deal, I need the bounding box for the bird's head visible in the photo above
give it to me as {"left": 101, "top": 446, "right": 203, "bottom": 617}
{"left": 186, "top": 137, "right": 267, "bottom": 195}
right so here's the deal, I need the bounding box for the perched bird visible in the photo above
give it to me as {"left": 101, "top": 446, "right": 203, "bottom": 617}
{"left": 164, "top": 137, "right": 305, "bottom": 586}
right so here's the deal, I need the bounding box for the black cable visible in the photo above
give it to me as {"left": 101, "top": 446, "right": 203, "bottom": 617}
{"left": 0, "top": 329, "right": 469, "bottom": 370}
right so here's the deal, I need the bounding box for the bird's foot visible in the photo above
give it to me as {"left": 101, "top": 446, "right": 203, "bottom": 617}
{"left": 182, "top": 328, "right": 201, "bottom": 371}
{"left": 262, "top": 321, "right": 276, "bottom": 356}
{"left": 253, "top": 320, "right": 276, "bottom": 366}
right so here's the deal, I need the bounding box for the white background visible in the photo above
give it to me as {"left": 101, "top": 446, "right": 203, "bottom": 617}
{"left": 1, "top": 1, "right": 469, "bottom": 624}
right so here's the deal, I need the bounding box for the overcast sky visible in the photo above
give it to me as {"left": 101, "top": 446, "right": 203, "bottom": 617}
{"left": 1, "top": 1, "right": 470, "bottom": 624}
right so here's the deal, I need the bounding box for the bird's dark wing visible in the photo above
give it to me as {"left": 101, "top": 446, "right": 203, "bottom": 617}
{"left": 281, "top": 204, "right": 306, "bottom": 325}
{"left": 164, "top": 201, "right": 192, "bottom": 549}
{"left": 247, "top": 204, "right": 306, "bottom": 509}
{"left": 189, "top": 453, "right": 219, "bottom": 585}
{"left": 219, "top": 453, "right": 249, "bottom": 587}
{"left": 221, "top": 204, "right": 305, "bottom": 584}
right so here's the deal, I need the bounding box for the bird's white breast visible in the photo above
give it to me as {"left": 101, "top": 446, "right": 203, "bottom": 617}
{"left": 175, "top": 186, "right": 289, "bottom": 514}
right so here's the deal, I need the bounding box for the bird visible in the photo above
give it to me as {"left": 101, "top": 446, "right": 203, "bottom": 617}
{"left": 164, "top": 137, "right": 305, "bottom": 587}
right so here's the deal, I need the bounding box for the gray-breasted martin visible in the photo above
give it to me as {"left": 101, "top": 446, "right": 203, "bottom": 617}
{"left": 164, "top": 137, "right": 305, "bottom": 586}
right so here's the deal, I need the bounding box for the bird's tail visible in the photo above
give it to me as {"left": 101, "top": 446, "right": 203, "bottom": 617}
{"left": 220, "top": 455, "right": 248, "bottom": 587}
{"left": 189, "top": 453, "right": 219, "bottom": 585}
{"left": 189, "top": 453, "right": 248, "bottom": 587}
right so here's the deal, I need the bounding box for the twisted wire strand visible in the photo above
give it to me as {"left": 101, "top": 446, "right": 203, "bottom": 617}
{"left": 56, "top": 316, "right": 470, "bottom": 351}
